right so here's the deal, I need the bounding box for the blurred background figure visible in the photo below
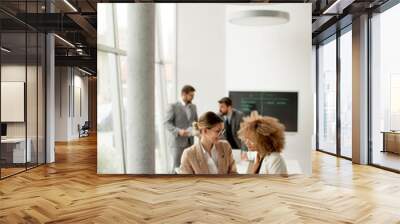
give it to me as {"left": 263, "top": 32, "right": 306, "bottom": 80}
{"left": 165, "top": 85, "right": 198, "bottom": 173}
{"left": 218, "top": 97, "right": 244, "bottom": 150}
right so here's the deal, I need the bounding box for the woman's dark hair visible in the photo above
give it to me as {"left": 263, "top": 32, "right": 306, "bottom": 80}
{"left": 218, "top": 97, "right": 232, "bottom": 107}
{"left": 181, "top": 85, "right": 196, "bottom": 94}
{"left": 193, "top": 111, "right": 223, "bottom": 131}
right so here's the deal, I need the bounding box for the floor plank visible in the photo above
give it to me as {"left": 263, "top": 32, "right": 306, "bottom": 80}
{"left": 0, "top": 134, "right": 399, "bottom": 223}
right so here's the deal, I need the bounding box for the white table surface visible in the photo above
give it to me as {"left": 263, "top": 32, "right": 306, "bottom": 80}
{"left": 231, "top": 150, "right": 302, "bottom": 175}
{"left": 1, "top": 137, "right": 32, "bottom": 163}
{"left": 1, "top": 138, "right": 26, "bottom": 143}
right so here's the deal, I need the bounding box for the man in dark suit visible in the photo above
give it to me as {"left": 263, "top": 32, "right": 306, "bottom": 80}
{"left": 218, "top": 97, "right": 244, "bottom": 150}
{"left": 165, "top": 85, "right": 198, "bottom": 172}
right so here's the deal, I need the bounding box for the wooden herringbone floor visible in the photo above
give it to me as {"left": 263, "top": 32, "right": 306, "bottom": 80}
{"left": 1, "top": 135, "right": 400, "bottom": 224}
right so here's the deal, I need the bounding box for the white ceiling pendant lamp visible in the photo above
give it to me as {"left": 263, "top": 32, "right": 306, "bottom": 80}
{"left": 229, "top": 10, "right": 290, "bottom": 26}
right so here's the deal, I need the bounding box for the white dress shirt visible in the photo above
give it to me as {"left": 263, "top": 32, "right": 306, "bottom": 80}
{"left": 259, "top": 152, "right": 288, "bottom": 175}
{"left": 224, "top": 110, "right": 233, "bottom": 124}
{"left": 200, "top": 143, "right": 219, "bottom": 174}
{"left": 180, "top": 99, "right": 192, "bottom": 120}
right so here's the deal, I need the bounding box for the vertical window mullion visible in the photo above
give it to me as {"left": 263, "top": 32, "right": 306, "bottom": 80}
{"left": 336, "top": 30, "right": 341, "bottom": 157}
{"left": 367, "top": 11, "right": 373, "bottom": 165}
{"left": 316, "top": 45, "right": 320, "bottom": 150}
{"left": 112, "top": 4, "right": 127, "bottom": 173}
{"left": 36, "top": 0, "right": 39, "bottom": 167}
{"left": 25, "top": 0, "right": 28, "bottom": 171}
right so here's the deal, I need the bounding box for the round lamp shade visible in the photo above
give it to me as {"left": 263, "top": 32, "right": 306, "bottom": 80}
{"left": 229, "top": 10, "right": 290, "bottom": 26}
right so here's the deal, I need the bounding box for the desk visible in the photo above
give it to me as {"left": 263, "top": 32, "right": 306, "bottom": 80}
{"left": 174, "top": 150, "right": 302, "bottom": 175}
{"left": 381, "top": 131, "right": 400, "bottom": 154}
{"left": 231, "top": 150, "right": 302, "bottom": 174}
{"left": 1, "top": 138, "right": 31, "bottom": 164}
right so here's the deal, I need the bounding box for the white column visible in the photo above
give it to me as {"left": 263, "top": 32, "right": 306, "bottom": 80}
{"left": 45, "top": 1, "right": 56, "bottom": 163}
{"left": 352, "top": 14, "right": 369, "bottom": 164}
{"left": 46, "top": 32, "right": 55, "bottom": 163}
{"left": 125, "top": 4, "right": 156, "bottom": 174}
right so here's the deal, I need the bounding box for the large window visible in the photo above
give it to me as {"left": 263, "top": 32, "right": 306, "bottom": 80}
{"left": 317, "top": 27, "right": 353, "bottom": 159}
{"left": 340, "top": 29, "right": 352, "bottom": 158}
{"left": 317, "top": 37, "right": 337, "bottom": 155}
{"left": 97, "top": 4, "right": 177, "bottom": 174}
{"left": 370, "top": 3, "right": 400, "bottom": 171}
{"left": 97, "top": 4, "right": 126, "bottom": 174}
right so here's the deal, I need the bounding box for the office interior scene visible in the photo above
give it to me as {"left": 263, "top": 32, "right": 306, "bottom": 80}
{"left": 1, "top": 0, "right": 400, "bottom": 223}
{"left": 97, "top": 3, "right": 312, "bottom": 175}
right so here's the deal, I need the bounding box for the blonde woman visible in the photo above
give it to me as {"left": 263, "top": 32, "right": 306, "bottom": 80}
{"left": 179, "top": 111, "right": 237, "bottom": 174}
{"left": 238, "top": 113, "right": 287, "bottom": 175}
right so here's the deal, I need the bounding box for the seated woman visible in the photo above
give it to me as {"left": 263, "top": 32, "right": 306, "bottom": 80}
{"left": 179, "top": 111, "right": 237, "bottom": 174}
{"left": 238, "top": 113, "right": 288, "bottom": 175}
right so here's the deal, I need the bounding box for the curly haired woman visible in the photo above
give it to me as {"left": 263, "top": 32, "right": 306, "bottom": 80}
{"left": 238, "top": 112, "right": 287, "bottom": 175}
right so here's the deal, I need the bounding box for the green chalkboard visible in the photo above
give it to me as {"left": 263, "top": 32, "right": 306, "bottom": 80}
{"left": 229, "top": 91, "right": 298, "bottom": 132}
